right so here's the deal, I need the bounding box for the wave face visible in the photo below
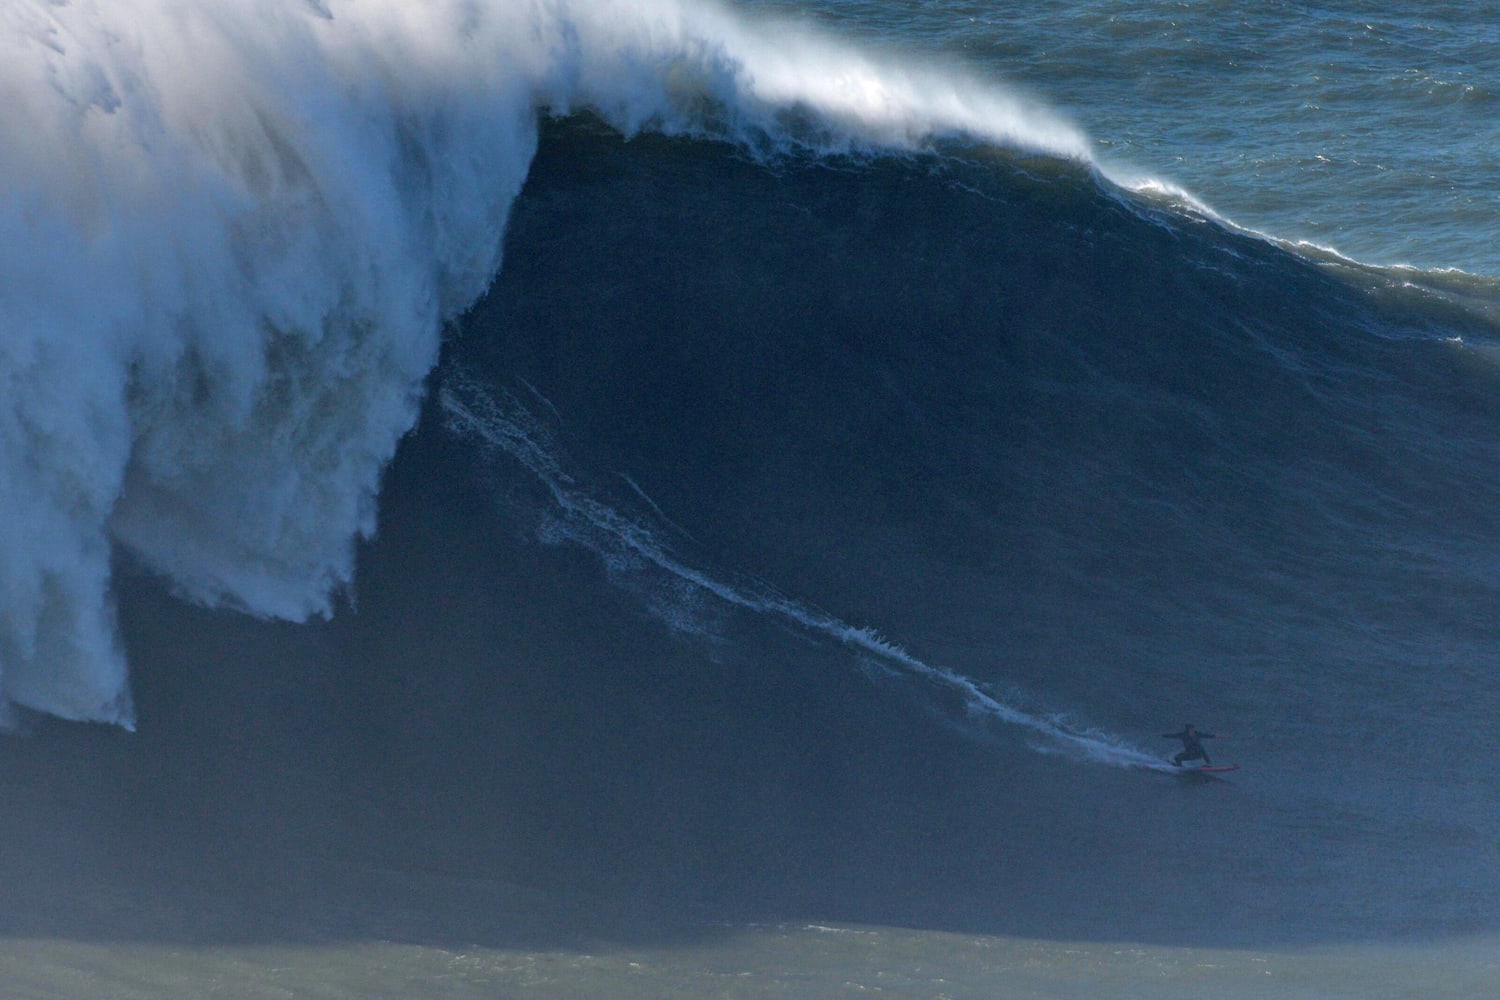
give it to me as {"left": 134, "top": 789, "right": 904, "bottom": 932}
{"left": 0, "top": 0, "right": 1085, "bottom": 725}
{"left": 453, "top": 117, "right": 1500, "bottom": 786}
{"left": 5, "top": 0, "right": 1500, "bottom": 966}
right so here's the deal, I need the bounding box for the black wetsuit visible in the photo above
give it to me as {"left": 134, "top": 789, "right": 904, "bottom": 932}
{"left": 1163, "top": 728, "right": 1216, "bottom": 766}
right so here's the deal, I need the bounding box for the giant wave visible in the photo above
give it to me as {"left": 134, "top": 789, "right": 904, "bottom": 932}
{"left": 0, "top": 0, "right": 1090, "bottom": 726}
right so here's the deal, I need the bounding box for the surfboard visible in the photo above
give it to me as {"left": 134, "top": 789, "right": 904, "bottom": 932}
{"left": 1136, "top": 760, "right": 1239, "bottom": 776}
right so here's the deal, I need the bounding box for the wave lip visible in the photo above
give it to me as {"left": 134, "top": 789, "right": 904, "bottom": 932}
{"left": 0, "top": 0, "right": 1095, "bottom": 726}
{"left": 0, "top": 0, "right": 540, "bottom": 724}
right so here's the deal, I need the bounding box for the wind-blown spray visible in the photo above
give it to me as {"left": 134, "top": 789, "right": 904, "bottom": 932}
{"left": 0, "top": 0, "right": 1087, "bottom": 725}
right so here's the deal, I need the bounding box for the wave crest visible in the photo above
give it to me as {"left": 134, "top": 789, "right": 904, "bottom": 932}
{"left": 0, "top": 0, "right": 1088, "bottom": 725}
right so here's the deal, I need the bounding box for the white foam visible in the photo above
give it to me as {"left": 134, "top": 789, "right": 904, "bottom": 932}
{"left": 440, "top": 373, "right": 1162, "bottom": 770}
{"left": 0, "top": 0, "right": 1094, "bottom": 725}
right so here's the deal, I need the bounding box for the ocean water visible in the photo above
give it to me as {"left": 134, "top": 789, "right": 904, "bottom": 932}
{"left": 2, "top": 1, "right": 1499, "bottom": 997}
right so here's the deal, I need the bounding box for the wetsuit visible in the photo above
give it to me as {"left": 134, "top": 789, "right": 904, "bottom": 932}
{"left": 1163, "top": 728, "right": 1216, "bottom": 766}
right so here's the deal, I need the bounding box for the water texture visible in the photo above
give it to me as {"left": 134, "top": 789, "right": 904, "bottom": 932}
{"left": 2, "top": 1, "right": 1498, "bottom": 996}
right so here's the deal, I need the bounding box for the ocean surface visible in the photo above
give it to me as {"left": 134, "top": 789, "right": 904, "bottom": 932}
{"left": 2, "top": 0, "right": 1499, "bottom": 996}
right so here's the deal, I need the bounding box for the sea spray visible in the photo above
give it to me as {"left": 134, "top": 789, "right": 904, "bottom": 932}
{"left": 0, "top": 0, "right": 1090, "bottom": 725}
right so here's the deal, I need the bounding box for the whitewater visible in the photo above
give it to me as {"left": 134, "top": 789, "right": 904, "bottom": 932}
{"left": 0, "top": 0, "right": 1094, "bottom": 727}
{"left": 6, "top": 2, "right": 1500, "bottom": 997}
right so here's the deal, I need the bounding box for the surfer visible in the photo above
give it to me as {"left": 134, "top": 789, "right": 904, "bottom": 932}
{"left": 1162, "top": 723, "right": 1222, "bottom": 766}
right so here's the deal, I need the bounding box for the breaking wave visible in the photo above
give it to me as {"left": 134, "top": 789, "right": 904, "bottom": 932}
{"left": 0, "top": 0, "right": 1091, "bottom": 724}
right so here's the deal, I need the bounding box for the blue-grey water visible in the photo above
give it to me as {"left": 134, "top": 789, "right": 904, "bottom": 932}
{"left": 1, "top": 1, "right": 1498, "bottom": 997}
{"left": 742, "top": 0, "right": 1500, "bottom": 276}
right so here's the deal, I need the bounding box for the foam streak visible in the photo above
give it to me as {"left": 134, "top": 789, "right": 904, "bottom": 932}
{"left": 441, "top": 373, "right": 1159, "bottom": 769}
{"left": 0, "top": 0, "right": 1090, "bottom": 725}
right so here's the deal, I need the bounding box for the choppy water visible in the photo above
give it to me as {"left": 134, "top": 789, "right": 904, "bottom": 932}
{"left": 740, "top": 0, "right": 1500, "bottom": 275}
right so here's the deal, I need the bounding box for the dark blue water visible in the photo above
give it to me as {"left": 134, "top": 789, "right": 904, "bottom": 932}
{"left": 441, "top": 119, "right": 1500, "bottom": 938}
{"left": 3, "top": 2, "right": 1499, "bottom": 996}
